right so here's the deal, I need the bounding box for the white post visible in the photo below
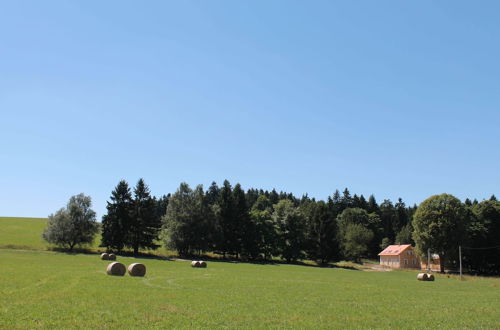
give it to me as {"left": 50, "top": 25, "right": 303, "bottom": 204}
{"left": 459, "top": 246, "right": 462, "bottom": 280}
{"left": 427, "top": 249, "right": 430, "bottom": 272}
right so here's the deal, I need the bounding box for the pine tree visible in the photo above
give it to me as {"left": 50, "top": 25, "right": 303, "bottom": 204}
{"left": 213, "top": 180, "right": 236, "bottom": 258}
{"left": 127, "top": 178, "right": 161, "bottom": 255}
{"left": 233, "top": 183, "right": 255, "bottom": 259}
{"left": 367, "top": 194, "right": 379, "bottom": 214}
{"left": 303, "top": 200, "right": 338, "bottom": 264}
{"left": 101, "top": 180, "right": 132, "bottom": 252}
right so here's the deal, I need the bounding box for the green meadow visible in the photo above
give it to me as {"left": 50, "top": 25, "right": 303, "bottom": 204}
{"left": 0, "top": 217, "right": 48, "bottom": 250}
{"left": 1, "top": 217, "right": 500, "bottom": 328}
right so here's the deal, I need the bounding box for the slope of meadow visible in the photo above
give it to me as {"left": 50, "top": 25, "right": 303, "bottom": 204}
{"left": 0, "top": 217, "right": 48, "bottom": 249}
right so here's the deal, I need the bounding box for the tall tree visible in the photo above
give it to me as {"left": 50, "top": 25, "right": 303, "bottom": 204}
{"left": 465, "top": 200, "right": 500, "bottom": 274}
{"left": 249, "top": 195, "right": 276, "bottom": 260}
{"left": 336, "top": 208, "right": 375, "bottom": 262}
{"left": 379, "top": 199, "right": 396, "bottom": 242}
{"left": 43, "top": 193, "right": 98, "bottom": 251}
{"left": 213, "top": 180, "right": 236, "bottom": 258}
{"left": 273, "top": 199, "right": 305, "bottom": 262}
{"left": 412, "top": 194, "right": 467, "bottom": 273}
{"left": 127, "top": 178, "right": 161, "bottom": 255}
{"left": 233, "top": 183, "right": 255, "bottom": 259}
{"left": 162, "top": 183, "right": 209, "bottom": 255}
{"left": 303, "top": 200, "right": 338, "bottom": 264}
{"left": 367, "top": 194, "right": 379, "bottom": 214}
{"left": 101, "top": 180, "right": 133, "bottom": 252}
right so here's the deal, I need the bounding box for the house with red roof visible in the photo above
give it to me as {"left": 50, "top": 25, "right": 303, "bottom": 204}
{"left": 378, "top": 244, "right": 420, "bottom": 269}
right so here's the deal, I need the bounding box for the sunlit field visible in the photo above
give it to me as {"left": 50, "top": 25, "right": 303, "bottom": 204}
{"left": 1, "top": 217, "right": 499, "bottom": 328}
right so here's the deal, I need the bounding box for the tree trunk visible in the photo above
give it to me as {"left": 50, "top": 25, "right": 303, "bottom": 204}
{"left": 440, "top": 254, "right": 445, "bottom": 273}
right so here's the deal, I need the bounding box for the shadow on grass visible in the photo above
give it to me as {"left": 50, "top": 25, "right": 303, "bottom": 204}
{"left": 46, "top": 247, "right": 176, "bottom": 261}
{"left": 173, "top": 253, "right": 361, "bottom": 270}
{"left": 19, "top": 245, "right": 360, "bottom": 270}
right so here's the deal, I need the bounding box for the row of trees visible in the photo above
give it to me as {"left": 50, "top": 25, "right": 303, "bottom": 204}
{"left": 43, "top": 179, "right": 499, "bottom": 274}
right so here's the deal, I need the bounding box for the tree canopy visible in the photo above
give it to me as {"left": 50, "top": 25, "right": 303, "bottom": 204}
{"left": 43, "top": 193, "right": 98, "bottom": 250}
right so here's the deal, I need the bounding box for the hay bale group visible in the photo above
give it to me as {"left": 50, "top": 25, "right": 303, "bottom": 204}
{"left": 100, "top": 253, "right": 116, "bottom": 260}
{"left": 191, "top": 260, "right": 207, "bottom": 268}
{"left": 101, "top": 253, "right": 146, "bottom": 277}
{"left": 417, "top": 273, "right": 435, "bottom": 281}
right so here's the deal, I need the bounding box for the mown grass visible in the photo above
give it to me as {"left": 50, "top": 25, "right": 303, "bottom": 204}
{"left": 1, "top": 217, "right": 500, "bottom": 328}
{"left": 1, "top": 249, "right": 499, "bottom": 329}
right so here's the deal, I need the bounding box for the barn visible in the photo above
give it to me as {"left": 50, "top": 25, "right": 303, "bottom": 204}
{"left": 378, "top": 244, "right": 420, "bottom": 269}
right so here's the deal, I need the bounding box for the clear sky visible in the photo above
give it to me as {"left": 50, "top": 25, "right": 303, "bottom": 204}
{"left": 1, "top": 1, "right": 499, "bottom": 219}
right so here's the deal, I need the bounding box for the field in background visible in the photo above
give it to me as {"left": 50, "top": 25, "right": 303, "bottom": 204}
{"left": 0, "top": 217, "right": 169, "bottom": 255}
{"left": 0, "top": 217, "right": 48, "bottom": 249}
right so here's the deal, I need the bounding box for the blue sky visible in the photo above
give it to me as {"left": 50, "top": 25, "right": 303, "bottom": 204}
{"left": 1, "top": 1, "right": 499, "bottom": 218}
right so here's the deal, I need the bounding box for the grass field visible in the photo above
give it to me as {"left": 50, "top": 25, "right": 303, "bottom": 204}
{"left": 0, "top": 217, "right": 48, "bottom": 249}
{"left": 1, "top": 217, "right": 500, "bottom": 328}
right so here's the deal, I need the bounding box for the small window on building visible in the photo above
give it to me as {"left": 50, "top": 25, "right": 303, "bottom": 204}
{"left": 404, "top": 259, "right": 408, "bottom": 265}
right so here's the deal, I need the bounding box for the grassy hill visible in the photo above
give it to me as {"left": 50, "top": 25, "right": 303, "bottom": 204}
{"left": 1, "top": 217, "right": 500, "bottom": 328}
{"left": 0, "top": 217, "right": 48, "bottom": 249}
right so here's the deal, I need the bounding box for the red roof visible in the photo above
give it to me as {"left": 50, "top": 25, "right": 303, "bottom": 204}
{"left": 378, "top": 244, "right": 412, "bottom": 256}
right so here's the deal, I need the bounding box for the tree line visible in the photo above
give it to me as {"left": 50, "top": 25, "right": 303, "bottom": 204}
{"left": 43, "top": 179, "right": 500, "bottom": 274}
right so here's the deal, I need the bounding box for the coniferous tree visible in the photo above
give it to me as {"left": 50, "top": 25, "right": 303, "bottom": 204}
{"left": 341, "top": 188, "right": 353, "bottom": 210}
{"left": 127, "top": 178, "right": 161, "bottom": 255}
{"left": 269, "top": 189, "right": 279, "bottom": 205}
{"left": 156, "top": 194, "right": 170, "bottom": 219}
{"left": 303, "top": 200, "right": 338, "bottom": 264}
{"left": 213, "top": 180, "right": 236, "bottom": 258}
{"left": 101, "top": 180, "right": 133, "bottom": 252}
{"left": 379, "top": 199, "right": 396, "bottom": 241}
{"left": 367, "top": 194, "right": 379, "bottom": 214}
{"left": 233, "top": 183, "right": 255, "bottom": 259}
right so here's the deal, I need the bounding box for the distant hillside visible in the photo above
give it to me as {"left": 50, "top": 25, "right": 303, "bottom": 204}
{"left": 0, "top": 217, "right": 103, "bottom": 250}
{"left": 0, "top": 217, "right": 48, "bottom": 249}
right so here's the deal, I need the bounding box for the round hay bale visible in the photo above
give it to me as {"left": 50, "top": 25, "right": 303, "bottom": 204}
{"left": 191, "top": 260, "right": 201, "bottom": 268}
{"left": 100, "top": 253, "right": 109, "bottom": 260}
{"left": 199, "top": 261, "right": 207, "bottom": 268}
{"left": 417, "top": 273, "right": 428, "bottom": 281}
{"left": 427, "top": 274, "right": 435, "bottom": 281}
{"left": 128, "top": 263, "right": 146, "bottom": 277}
{"left": 108, "top": 253, "right": 116, "bottom": 261}
{"left": 106, "top": 262, "right": 126, "bottom": 276}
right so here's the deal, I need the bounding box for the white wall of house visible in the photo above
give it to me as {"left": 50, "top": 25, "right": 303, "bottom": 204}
{"left": 380, "top": 256, "right": 400, "bottom": 267}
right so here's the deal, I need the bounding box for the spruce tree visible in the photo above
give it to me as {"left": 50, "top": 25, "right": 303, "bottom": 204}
{"left": 303, "top": 200, "right": 338, "bottom": 264}
{"left": 101, "top": 180, "right": 132, "bottom": 252}
{"left": 127, "top": 178, "right": 161, "bottom": 255}
{"left": 213, "top": 180, "right": 235, "bottom": 258}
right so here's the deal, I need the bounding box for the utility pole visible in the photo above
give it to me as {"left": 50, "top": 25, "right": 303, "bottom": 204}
{"left": 459, "top": 245, "right": 462, "bottom": 280}
{"left": 427, "top": 249, "right": 430, "bottom": 272}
